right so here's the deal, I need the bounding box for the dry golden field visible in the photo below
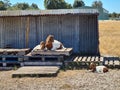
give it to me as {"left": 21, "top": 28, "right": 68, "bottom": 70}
{"left": 99, "top": 20, "right": 120, "bottom": 57}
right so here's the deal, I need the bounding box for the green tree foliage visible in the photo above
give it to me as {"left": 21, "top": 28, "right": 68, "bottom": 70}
{"left": 9, "top": 2, "right": 39, "bottom": 10}
{"left": 14, "top": 3, "right": 29, "bottom": 10}
{"left": 111, "top": 12, "right": 117, "bottom": 18}
{"left": 109, "top": 12, "right": 120, "bottom": 18}
{"left": 92, "top": 0, "right": 103, "bottom": 8}
{"left": 30, "top": 3, "right": 39, "bottom": 9}
{"left": 44, "top": 0, "right": 72, "bottom": 9}
{"left": 0, "top": 1, "right": 6, "bottom": 10}
{"left": 73, "top": 0, "right": 85, "bottom": 8}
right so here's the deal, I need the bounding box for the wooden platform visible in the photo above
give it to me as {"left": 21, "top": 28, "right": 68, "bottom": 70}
{"left": 72, "top": 56, "right": 103, "bottom": 63}
{"left": 0, "top": 48, "right": 30, "bottom": 56}
{"left": 23, "top": 55, "right": 64, "bottom": 66}
{"left": 65, "top": 56, "right": 120, "bottom": 69}
{"left": 104, "top": 57, "right": 120, "bottom": 68}
{"left": 0, "top": 55, "right": 24, "bottom": 67}
{"left": 31, "top": 48, "right": 73, "bottom": 56}
{"left": 12, "top": 66, "right": 60, "bottom": 78}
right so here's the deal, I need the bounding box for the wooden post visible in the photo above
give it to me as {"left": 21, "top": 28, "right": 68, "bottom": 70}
{"left": 26, "top": 16, "right": 30, "bottom": 48}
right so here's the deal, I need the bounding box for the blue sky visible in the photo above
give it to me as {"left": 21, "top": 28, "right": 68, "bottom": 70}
{"left": 10, "top": 0, "right": 120, "bottom": 13}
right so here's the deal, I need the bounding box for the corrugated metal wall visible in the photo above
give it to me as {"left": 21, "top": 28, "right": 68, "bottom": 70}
{"left": 0, "top": 17, "right": 26, "bottom": 48}
{"left": 79, "top": 15, "right": 99, "bottom": 55}
{"left": 0, "top": 15, "right": 99, "bottom": 55}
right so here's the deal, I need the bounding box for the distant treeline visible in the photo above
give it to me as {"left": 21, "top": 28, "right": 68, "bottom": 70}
{"left": 0, "top": 0, "right": 39, "bottom": 10}
{"left": 109, "top": 12, "right": 120, "bottom": 18}
{"left": 0, "top": 0, "right": 105, "bottom": 10}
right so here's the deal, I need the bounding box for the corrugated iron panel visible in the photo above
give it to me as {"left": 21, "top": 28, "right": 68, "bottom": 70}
{"left": 0, "top": 18, "right": 3, "bottom": 48}
{"left": 28, "top": 17, "right": 39, "bottom": 48}
{"left": 41, "top": 16, "right": 60, "bottom": 40}
{"left": 79, "top": 15, "right": 99, "bottom": 55}
{"left": 0, "top": 9, "right": 99, "bottom": 17}
{"left": 60, "top": 15, "right": 79, "bottom": 52}
{"left": 1, "top": 17, "right": 26, "bottom": 48}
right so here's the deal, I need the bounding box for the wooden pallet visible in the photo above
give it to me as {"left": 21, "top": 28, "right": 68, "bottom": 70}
{"left": 23, "top": 55, "right": 64, "bottom": 66}
{"left": 104, "top": 57, "right": 120, "bottom": 68}
{"left": 12, "top": 66, "right": 60, "bottom": 78}
{"left": 0, "top": 55, "right": 24, "bottom": 67}
{"left": 31, "top": 48, "right": 73, "bottom": 56}
{"left": 73, "top": 56, "right": 103, "bottom": 64}
{"left": 0, "top": 48, "right": 30, "bottom": 56}
{"left": 65, "top": 56, "right": 120, "bottom": 69}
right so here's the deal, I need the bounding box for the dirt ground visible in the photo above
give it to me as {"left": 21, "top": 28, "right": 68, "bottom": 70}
{"left": 0, "top": 69, "right": 120, "bottom": 90}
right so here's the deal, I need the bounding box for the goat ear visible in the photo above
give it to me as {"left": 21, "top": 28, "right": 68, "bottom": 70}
{"left": 103, "top": 68, "right": 108, "bottom": 73}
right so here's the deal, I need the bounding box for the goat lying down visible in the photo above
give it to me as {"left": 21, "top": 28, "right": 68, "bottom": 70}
{"left": 32, "top": 35, "right": 64, "bottom": 51}
{"left": 89, "top": 63, "right": 109, "bottom": 73}
{"left": 45, "top": 35, "right": 64, "bottom": 50}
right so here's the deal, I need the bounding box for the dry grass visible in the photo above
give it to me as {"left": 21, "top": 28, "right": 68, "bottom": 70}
{"left": 99, "top": 20, "right": 120, "bottom": 56}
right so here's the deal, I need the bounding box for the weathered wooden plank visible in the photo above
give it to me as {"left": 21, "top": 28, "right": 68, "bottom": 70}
{"left": 12, "top": 66, "right": 60, "bottom": 77}
{"left": 31, "top": 48, "right": 73, "bottom": 56}
{"left": 100, "top": 57, "right": 104, "bottom": 62}
{"left": 114, "top": 60, "right": 120, "bottom": 66}
{"left": 0, "top": 48, "right": 30, "bottom": 52}
{"left": 58, "top": 48, "right": 67, "bottom": 52}
{"left": 91, "top": 57, "right": 95, "bottom": 61}
{"left": 0, "top": 67, "right": 13, "bottom": 70}
{"left": 87, "top": 57, "right": 91, "bottom": 62}
{"left": 24, "top": 62, "right": 62, "bottom": 66}
{"left": 95, "top": 57, "right": 99, "bottom": 62}
{"left": 104, "top": 60, "right": 109, "bottom": 65}
{"left": 109, "top": 60, "right": 114, "bottom": 65}
{"left": 73, "top": 56, "right": 79, "bottom": 62}
{"left": 78, "top": 57, "right": 82, "bottom": 61}
{"left": 81, "top": 57, "right": 87, "bottom": 62}
{"left": 65, "top": 48, "right": 73, "bottom": 52}
{"left": 0, "top": 48, "right": 30, "bottom": 55}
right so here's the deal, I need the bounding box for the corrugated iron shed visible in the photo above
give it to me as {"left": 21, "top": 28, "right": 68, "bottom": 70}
{"left": 0, "top": 9, "right": 99, "bottom": 55}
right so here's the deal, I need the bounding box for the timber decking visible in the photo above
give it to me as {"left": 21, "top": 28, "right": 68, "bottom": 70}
{"left": 65, "top": 56, "right": 120, "bottom": 69}
{"left": 23, "top": 55, "right": 64, "bottom": 66}
{"left": 12, "top": 66, "right": 60, "bottom": 78}
{"left": 104, "top": 57, "right": 120, "bottom": 67}
{"left": 72, "top": 56, "right": 103, "bottom": 63}
{"left": 0, "top": 55, "right": 24, "bottom": 67}
{"left": 31, "top": 48, "right": 73, "bottom": 56}
{"left": 0, "top": 48, "right": 30, "bottom": 56}
{"left": 0, "top": 55, "right": 120, "bottom": 69}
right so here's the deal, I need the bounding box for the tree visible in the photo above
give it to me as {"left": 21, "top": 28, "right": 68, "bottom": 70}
{"left": 0, "top": 1, "right": 6, "bottom": 10}
{"left": 3, "top": 0, "right": 11, "bottom": 8}
{"left": 44, "top": 0, "right": 72, "bottom": 9}
{"left": 17, "top": 3, "right": 29, "bottom": 10}
{"left": 111, "top": 12, "right": 117, "bottom": 18}
{"left": 10, "top": 3, "right": 30, "bottom": 10}
{"left": 30, "top": 3, "right": 39, "bottom": 10}
{"left": 92, "top": 0, "right": 103, "bottom": 8}
{"left": 73, "top": 0, "right": 85, "bottom": 8}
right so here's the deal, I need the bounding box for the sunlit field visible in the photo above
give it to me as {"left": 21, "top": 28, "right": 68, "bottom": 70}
{"left": 99, "top": 20, "right": 120, "bottom": 57}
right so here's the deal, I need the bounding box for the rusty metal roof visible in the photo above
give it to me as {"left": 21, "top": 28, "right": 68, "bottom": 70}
{"left": 0, "top": 9, "right": 99, "bottom": 17}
